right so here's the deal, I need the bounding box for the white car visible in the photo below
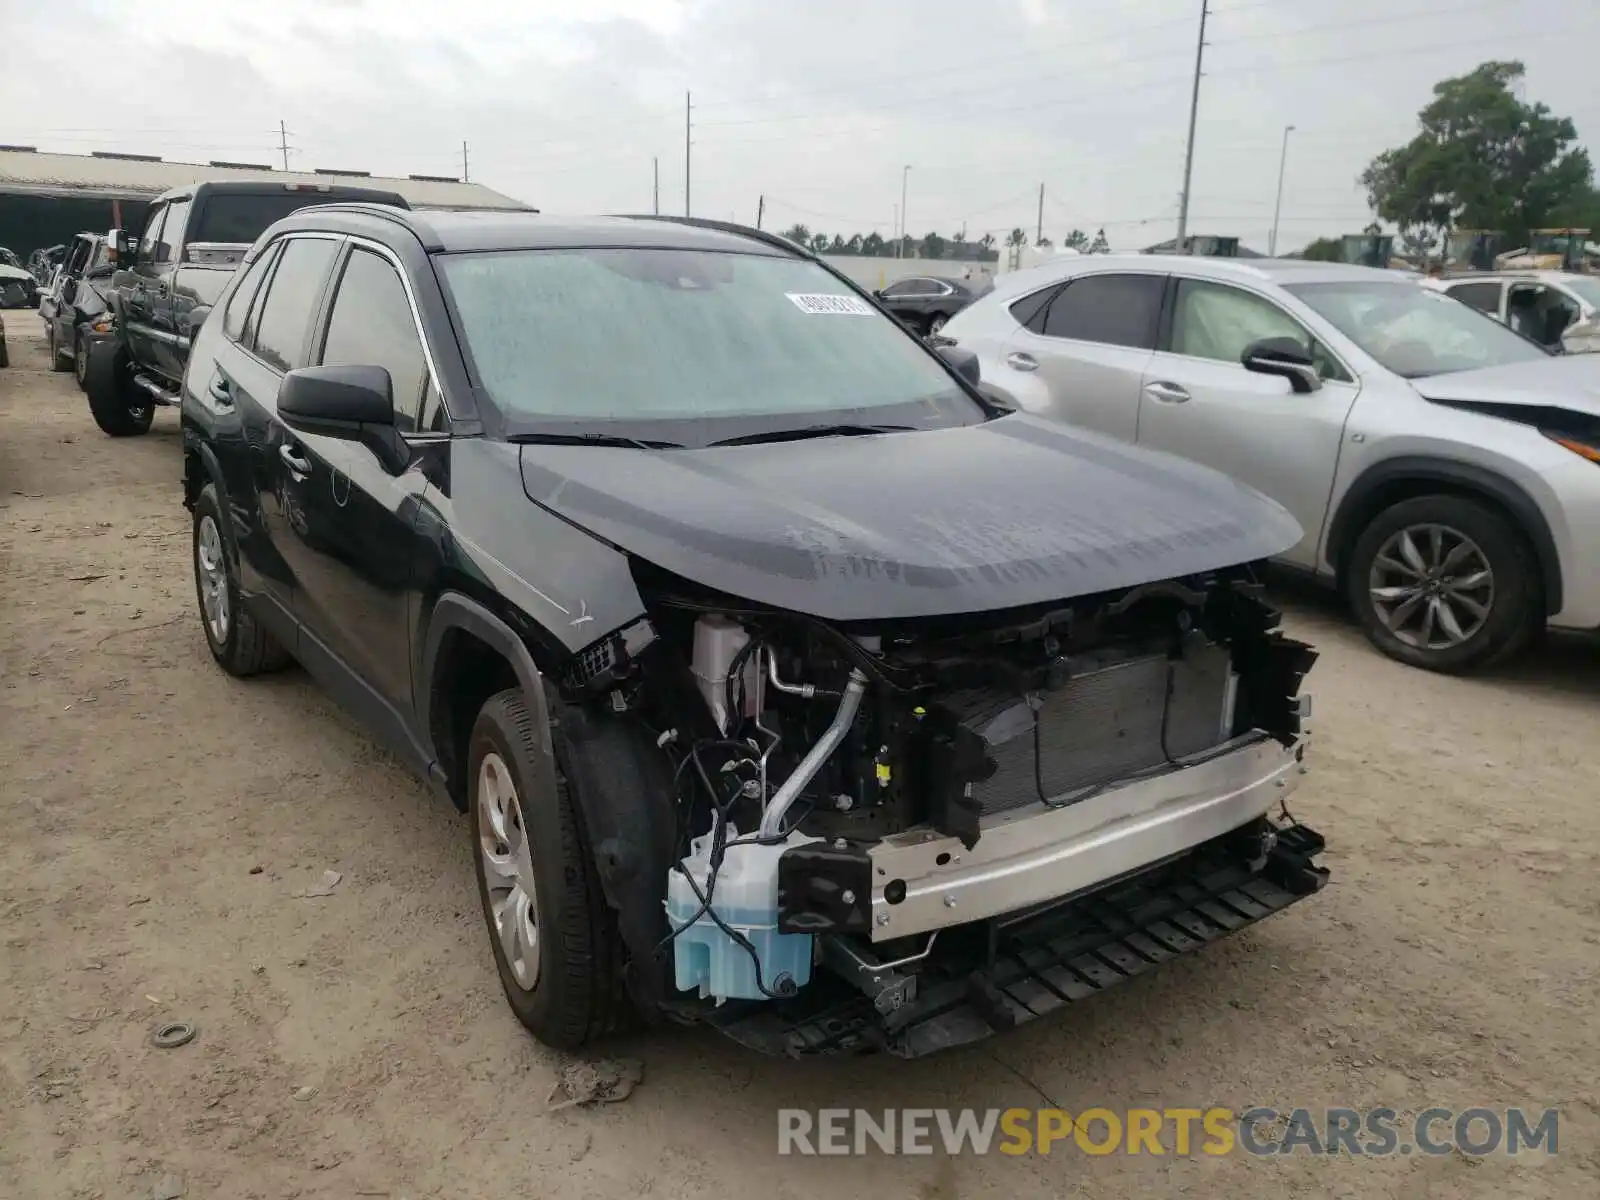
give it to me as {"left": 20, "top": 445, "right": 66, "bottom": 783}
{"left": 941, "top": 254, "right": 1600, "bottom": 672}
{"left": 1422, "top": 270, "right": 1600, "bottom": 355}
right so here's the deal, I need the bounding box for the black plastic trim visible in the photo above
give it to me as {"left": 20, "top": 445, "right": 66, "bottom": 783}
{"left": 1327, "top": 456, "right": 1562, "bottom": 615}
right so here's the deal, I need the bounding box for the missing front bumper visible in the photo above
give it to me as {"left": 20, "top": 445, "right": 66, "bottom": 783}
{"left": 868, "top": 733, "right": 1303, "bottom": 941}
{"left": 705, "top": 820, "right": 1327, "bottom": 1058}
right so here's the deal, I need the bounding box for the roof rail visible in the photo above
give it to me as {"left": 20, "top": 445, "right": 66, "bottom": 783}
{"left": 316, "top": 168, "right": 371, "bottom": 177}
{"left": 618, "top": 214, "right": 810, "bottom": 258}
{"left": 408, "top": 173, "right": 459, "bottom": 183}
{"left": 92, "top": 150, "right": 162, "bottom": 162}
{"left": 209, "top": 160, "right": 273, "bottom": 171}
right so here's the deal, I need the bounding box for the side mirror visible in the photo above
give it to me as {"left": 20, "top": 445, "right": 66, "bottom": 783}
{"left": 871, "top": 288, "right": 884, "bottom": 299}
{"left": 937, "top": 344, "right": 981, "bottom": 388}
{"left": 278, "top": 365, "right": 409, "bottom": 474}
{"left": 107, "top": 228, "right": 133, "bottom": 266}
{"left": 1241, "top": 336, "right": 1321, "bottom": 394}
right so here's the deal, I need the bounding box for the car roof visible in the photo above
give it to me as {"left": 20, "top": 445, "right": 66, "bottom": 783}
{"left": 977, "top": 252, "right": 1407, "bottom": 304}
{"left": 153, "top": 180, "right": 408, "bottom": 205}
{"left": 1437, "top": 270, "right": 1588, "bottom": 285}
{"left": 274, "top": 207, "right": 802, "bottom": 257}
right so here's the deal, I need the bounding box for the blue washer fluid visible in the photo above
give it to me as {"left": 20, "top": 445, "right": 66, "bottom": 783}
{"left": 665, "top": 825, "right": 817, "bottom": 1004}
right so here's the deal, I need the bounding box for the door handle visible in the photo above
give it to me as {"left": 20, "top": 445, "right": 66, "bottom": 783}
{"left": 1005, "top": 351, "right": 1039, "bottom": 372}
{"left": 1143, "top": 381, "right": 1191, "bottom": 404}
{"left": 279, "top": 444, "right": 312, "bottom": 481}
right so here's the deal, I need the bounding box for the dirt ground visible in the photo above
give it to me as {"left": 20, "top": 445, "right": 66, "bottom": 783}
{"left": 2, "top": 319, "right": 1599, "bottom": 1200}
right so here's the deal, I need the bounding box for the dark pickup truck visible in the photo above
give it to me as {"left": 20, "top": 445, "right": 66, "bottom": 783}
{"left": 85, "top": 179, "right": 408, "bottom": 436}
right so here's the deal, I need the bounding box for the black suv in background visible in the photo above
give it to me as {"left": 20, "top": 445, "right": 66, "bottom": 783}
{"left": 181, "top": 206, "right": 1323, "bottom": 1057}
{"left": 84, "top": 180, "right": 407, "bottom": 436}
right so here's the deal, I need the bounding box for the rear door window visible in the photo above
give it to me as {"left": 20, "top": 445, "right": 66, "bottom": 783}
{"left": 1039, "top": 274, "right": 1164, "bottom": 348}
{"left": 250, "top": 237, "right": 340, "bottom": 372}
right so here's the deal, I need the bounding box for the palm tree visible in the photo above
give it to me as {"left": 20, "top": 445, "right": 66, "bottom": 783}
{"left": 1006, "top": 228, "right": 1028, "bottom": 248}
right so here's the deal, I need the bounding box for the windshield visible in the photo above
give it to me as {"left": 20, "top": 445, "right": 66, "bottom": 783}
{"left": 1530, "top": 233, "right": 1586, "bottom": 255}
{"left": 437, "top": 247, "right": 982, "bottom": 444}
{"left": 1285, "top": 280, "right": 1549, "bottom": 377}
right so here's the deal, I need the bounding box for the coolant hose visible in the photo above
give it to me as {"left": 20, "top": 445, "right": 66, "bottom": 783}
{"left": 757, "top": 668, "right": 868, "bottom": 839}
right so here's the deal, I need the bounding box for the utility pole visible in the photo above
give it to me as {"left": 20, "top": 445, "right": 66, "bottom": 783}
{"left": 1175, "top": 0, "right": 1209, "bottom": 253}
{"left": 653, "top": 157, "right": 659, "bottom": 215}
{"left": 462, "top": 141, "right": 469, "bottom": 182}
{"left": 684, "top": 92, "right": 692, "bottom": 217}
{"left": 277, "top": 120, "right": 292, "bottom": 171}
{"left": 1037, "top": 183, "right": 1045, "bottom": 244}
{"left": 1269, "top": 124, "right": 1295, "bottom": 257}
{"left": 899, "top": 165, "right": 911, "bottom": 258}
{"left": 756, "top": 194, "right": 765, "bottom": 230}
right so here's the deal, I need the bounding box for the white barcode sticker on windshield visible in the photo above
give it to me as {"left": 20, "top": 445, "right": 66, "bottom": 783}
{"left": 786, "top": 292, "right": 875, "bottom": 316}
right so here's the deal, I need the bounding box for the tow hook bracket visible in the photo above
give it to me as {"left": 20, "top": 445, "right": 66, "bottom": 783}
{"left": 820, "top": 933, "right": 940, "bottom": 1026}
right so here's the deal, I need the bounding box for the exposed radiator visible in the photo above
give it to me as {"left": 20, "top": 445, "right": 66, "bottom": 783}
{"left": 950, "top": 641, "right": 1235, "bottom": 817}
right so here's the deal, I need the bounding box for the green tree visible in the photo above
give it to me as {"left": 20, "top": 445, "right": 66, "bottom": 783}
{"left": 846, "top": 233, "right": 864, "bottom": 255}
{"left": 1063, "top": 228, "right": 1090, "bottom": 251}
{"left": 978, "top": 232, "right": 996, "bottom": 252}
{"left": 1087, "top": 228, "right": 1110, "bottom": 254}
{"left": 861, "top": 231, "right": 886, "bottom": 256}
{"left": 1360, "top": 60, "right": 1595, "bottom": 249}
{"left": 809, "top": 232, "right": 831, "bottom": 254}
{"left": 780, "top": 223, "right": 811, "bottom": 247}
{"left": 898, "top": 234, "right": 916, "bottom": 258}
{"left": 920, "top": 232, "right": 947, "bottom": 260}
{"left": 1298, "top": 236, "right": 1344, "bottom": 262}
{"left": 1005, "top": 228, "right": 1028, "bottom": 248}
{"left": 828, "top": 234, "right": 848, "bottom": 254}
{"left": 1036, "top": 236, "right": 1053, "bottom": 249}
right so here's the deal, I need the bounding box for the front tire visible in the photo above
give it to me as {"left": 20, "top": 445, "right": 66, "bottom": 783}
{"left": 1347, "top": 494, "right": 1539, "bottom": 673}
{"left": 84, "top": 343, "right": 153, "bottom": 437}
{"left": 469, "top": 688, "right": 624, "bottom": 1050}
{"left": 48, "top": 324, "right": 71, "bottom": 371}
{"left": 192, "top": 483, "right": 292, "bottom": 676}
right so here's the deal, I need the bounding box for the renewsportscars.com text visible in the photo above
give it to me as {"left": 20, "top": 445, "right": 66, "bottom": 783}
{"left": 776, "top": 1106, "right": 1559, "bottom": 1157}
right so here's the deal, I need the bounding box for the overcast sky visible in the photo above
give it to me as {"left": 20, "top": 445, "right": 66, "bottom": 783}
{"left": 2, "top": 0, "right": 1595, "bottom": 251}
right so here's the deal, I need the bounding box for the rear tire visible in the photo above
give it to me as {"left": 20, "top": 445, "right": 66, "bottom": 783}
{"left": 84, "top": 343, "right": 153, "bottom": 437}
{"left": 192, "top": 483, "right": 292, "bottom": 677}
{"left": 1346, "top": 494, "right": 1539, "bottom": 673}
{"left": 470, "top": 688, "right": 625, "bottom": 1050}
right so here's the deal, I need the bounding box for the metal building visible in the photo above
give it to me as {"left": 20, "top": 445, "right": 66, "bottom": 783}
{"left": 0, "top": 147, "right": 530, "bottom": 260}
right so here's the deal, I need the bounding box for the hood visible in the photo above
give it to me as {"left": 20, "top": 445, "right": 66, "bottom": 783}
{"left": 0, "top": 264, "right": 34, "bottom": 284}
{"left": 517, "top": 413, "right": 1302, "bottom": 622}
{"left": 1411, "top": 353, "right": 1600, "bottom": 418}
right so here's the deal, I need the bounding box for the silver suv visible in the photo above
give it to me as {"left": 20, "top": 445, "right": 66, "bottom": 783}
{"left": 942, "top": 255, "right": 1600, "bottom": 672}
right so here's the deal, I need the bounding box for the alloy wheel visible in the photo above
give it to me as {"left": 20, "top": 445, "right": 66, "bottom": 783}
{"left": 478, "top": 751, "right": 541, "bottom": 990}
{"left": 195, "top": 514, "right": 231, "bottom": 644}
{"left": 1368, "top": 523, "right": 1494, "bottom": 651}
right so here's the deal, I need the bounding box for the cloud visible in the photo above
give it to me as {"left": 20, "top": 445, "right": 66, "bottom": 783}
{"left": 1, "top": 0, "right": 1593, "bottom": 251}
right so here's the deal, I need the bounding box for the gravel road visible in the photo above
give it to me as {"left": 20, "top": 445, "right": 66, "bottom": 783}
{"left": 3, "top": 322, "right": 1598, "bottom": 1199}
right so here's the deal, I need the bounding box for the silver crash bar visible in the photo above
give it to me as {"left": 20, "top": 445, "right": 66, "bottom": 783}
{"left": 867, "top": 733, "right": 1305, "bottom": 942}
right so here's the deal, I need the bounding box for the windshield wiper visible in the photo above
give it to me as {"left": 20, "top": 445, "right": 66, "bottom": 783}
{"left": 507, "top": 431, "right": 685, "bottom": 450}
{"left": 708, "top": 423, "right": 914, "bottom": 448}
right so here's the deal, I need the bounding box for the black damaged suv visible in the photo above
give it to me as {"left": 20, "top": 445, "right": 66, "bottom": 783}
{"left": 182, "top": 206, "right": 1326, "bottom": 1058}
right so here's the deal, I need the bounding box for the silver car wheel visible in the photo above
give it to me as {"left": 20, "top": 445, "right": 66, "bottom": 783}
{"left": 1369, "top": 523, "right": 1494, "bottom": 651}
{"left": 195, "top": 514, "right": 231, "bottom": 644}
{"left": 928, "top": 314, "right": 947, "bottom": 334}
{"left": 478, "top": 751, "right": 541, "bottom": 990}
